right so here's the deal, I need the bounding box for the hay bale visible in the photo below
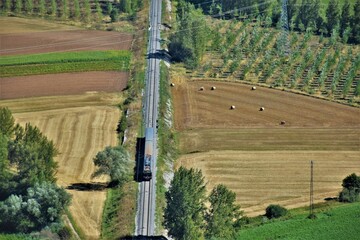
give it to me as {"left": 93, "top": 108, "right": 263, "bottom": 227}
{"left": 259, "top": 107, "right": 265, "bottom": 111}
{"left": 230, "top": 105, "right": 236, "bottom": 110}
{"left": 280, "top": 121, "right": 286, "bottom": 125}
{"left": 211, "top": 86, "right": 216, "bottom": 90}
{"left": 199, "top": 87, "right": 204, "bottom": 91}
{"left": 251, "top": 86, "right": 256, "bottom": 90}
{"left": 170, "top": 83, "right": 175, "bottom": 87}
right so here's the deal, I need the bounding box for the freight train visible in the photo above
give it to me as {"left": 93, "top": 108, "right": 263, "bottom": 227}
{"left": 143, "top": 127, "right": 154, "bottom": 181}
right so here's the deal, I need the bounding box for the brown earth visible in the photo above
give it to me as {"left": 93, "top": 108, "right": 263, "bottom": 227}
{"left": 0, "top": 71, "right": 128, "bottom": 100}
{"left": 0, "top": 17, "right": 132, "bottom": 56}
{"left": 172, "top": 79, "right": 360, "bottom": 217}
{"left": 3, "top": 93, "right": 123, "bottom": 239}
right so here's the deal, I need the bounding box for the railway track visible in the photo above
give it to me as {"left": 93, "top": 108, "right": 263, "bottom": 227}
{"left": 136, "top": 0, "right": 162, "bottom": 236}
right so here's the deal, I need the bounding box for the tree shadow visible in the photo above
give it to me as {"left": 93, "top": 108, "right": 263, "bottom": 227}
{"left": 66, "top": 182, "right": 108, "bottom": 191}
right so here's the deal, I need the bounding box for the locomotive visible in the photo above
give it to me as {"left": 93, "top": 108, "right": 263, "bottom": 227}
{"left": 143, "top": 127, "right": 154, "bottom": 181}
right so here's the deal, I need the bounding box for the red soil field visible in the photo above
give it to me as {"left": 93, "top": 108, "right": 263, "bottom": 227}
{"left": 0, "top": 71, "right": 128, "bottom": 99}
{"left": 0, "top": 30, "right": 132, "bottom": 56}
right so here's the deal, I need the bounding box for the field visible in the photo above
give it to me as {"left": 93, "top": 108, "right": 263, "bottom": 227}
{"left": 0, "top": 93, "right": 123, "bottom": 239}
{"left": 238, "top": 202, "right": 360, "bottom": 240}
{"left": 172, "top": 80, "right": 360, "bottom": 216}
{"left": 0, "top": 17, "right": 132, "bottom": 238}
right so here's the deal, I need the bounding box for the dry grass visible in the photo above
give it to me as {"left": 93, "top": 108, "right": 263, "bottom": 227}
{"left": 172, "top": 79, "right": 360, "bottom": 217}
{"left": 3, "top": 92, "right": 123, "bottom": 239}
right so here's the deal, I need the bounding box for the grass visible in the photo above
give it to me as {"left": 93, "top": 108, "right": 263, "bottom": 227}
{"left": 237, "top": 202, "right": 360, "bottom": 240}
{"left": 0, "top": 50, "right": 131, "bottom": 77}
{"left": 65, "top": 209, "right": 86, "bottom": 240}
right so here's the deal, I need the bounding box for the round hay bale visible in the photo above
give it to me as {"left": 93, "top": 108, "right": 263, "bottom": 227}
{"left": 211, "top": 86, "right": 216, "bottom": 90}
{"left": 199, "top": 87, "right": 204, "bottom": 91}
{"left": 230, "top": 105, "right": 236, "bottom": 110}
{"left": 170, "top": 83, "right": 175, "bottom": 87}
{"left": 259, "top": 107, "right": 265, "bottom": 111}
{"left": 251, "top": 86, "right": 256, "bottom": 90}
{"left": 280, "top": 121, "right": 286, "bottom": 125}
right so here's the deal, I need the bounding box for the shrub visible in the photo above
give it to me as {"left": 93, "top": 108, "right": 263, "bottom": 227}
{"left": 339, "top": 188, "right": 360, "bottom": 203}
{"left": 265, "top": 204, "right": 288, "bottom": 219}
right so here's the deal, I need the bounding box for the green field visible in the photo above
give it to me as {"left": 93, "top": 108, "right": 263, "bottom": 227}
{"left": 0, "top": 50, "right": 131, "bottom": 77}
{"left": 237, "top": 202, "right": 360, "bottom": 240}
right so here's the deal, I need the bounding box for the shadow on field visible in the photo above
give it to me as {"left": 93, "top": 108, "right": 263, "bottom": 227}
{"left": 134, "top": 137, "right": 145, "bottom": 182}
{"left": 119, "top": 235, "right": 168, "bottom": 240}
{"left": 66, "top": 182, "right": 107, "bottom": 191}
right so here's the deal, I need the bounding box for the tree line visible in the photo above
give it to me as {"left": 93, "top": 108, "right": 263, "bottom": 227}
{"left": 177, "top": 0, "right": 360, "bottom": 44}
{"left": 0, "top": 0, "right": 143, "bottom": 22}
{"left": 0, "top": 107, "right": 71, "bottom": 234}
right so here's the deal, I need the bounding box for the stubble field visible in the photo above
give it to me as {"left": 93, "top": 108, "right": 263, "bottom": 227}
{"left": 172, "top": 80, "right": 360, "bottom": 216}
{"left": 0, "top": 93, "right": 123, "bottom": 239}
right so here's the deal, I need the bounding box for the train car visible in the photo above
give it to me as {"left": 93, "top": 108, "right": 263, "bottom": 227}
{"left": 143, "top": 127, "right": 154, "bottom": 181}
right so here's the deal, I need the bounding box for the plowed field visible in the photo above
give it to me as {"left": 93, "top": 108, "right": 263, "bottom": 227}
{"left": 0, "top": 71, "right": 128, "bottom": 99}
{"left": 172, "top": 80, "right": 360, "bottom": 216}
{"left": 1, "top": 93, "right": 122, "bottom": 239}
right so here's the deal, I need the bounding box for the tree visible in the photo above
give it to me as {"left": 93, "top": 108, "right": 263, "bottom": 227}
{"left": 164, "top": 167, "right": 206, "bottom": 240}
{"left": 8, "top": 123, "right": 58, "bottom": 186}
{"left": 38, "top": 0, "right": 46, "bottom": 16}
{"left": 296, "top": 0, "right": 321, "bottom": 32}
{"left": 3, "top": 0, "right": 11, "bottom": 13}
{"left": 83, "top": 0, "right": 91, "bottom": 23}
{"left": 14, "top": 0, "right": 22, "bottom": 14}
{"left": 110, "top": 8, "right": 119, "bottom": 22}
{"left": 119, "top": 0, "right": 131, "bottom": 14}
{"left": 205, "top": 184, "right": 242, "bottom": 239}
{"left": 107, "top": 2, "right": 113, "bottom": 16}
{"left": 339, "top": 0, "right": 351, "bottom": 37}
{"left": 24, "top": 0, "right": 33, "bottom": 15}
{"left": 0, "top": 182, "right": 71, "bottom": 233}
{"left": 92, "top": 145, "right": 131, "bottom": 185}
{"left": 0, "top": 107, "right": 15, "bottom": 138}
{"left": 95, "top": 0, "right": 102, "bottom": 21}
{"left": 351, "top": 0, "right": 360, "bottom": 43}
{"left": 62, "top": 0, "right": 69, "bottom": 20}
{"left": 265, "top": 204, "right": 288, "bottom": 219}
{"left": 325, "top": 0, "right": 339, "bottom": 35}
{"left": 49, "top": 0, "right": 57, "bottom": 17}
{"left": 339, "top": 173, "right": 360, "bottom": 203}
{"left": 73, "top": 0, "right": 80, "bottom": 20}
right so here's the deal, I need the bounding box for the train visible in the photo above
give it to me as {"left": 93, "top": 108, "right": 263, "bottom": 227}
{"left": 143, "top": 127, "right": 154, "bottom": 181}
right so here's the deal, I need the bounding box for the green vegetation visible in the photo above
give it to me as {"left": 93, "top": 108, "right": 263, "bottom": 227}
{"left": 165, "top": 167, "right": 243, "bottom": 240}
{"left": 265, "top": 205, "right": 288, "bottom": 219}
{"left": 0, "top": 107, "right": 71, "bottom": 235}
{"left": 237, "top": 202, "right": 360, "bottom": 240}
{"left": 339, "top": 173, "right": 360, "bottom": 202}
{"left": 0, "top": 50, "right": 131, "bottom": 77}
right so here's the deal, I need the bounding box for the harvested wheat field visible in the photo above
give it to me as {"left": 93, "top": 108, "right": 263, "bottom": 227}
{"left": 0, "top": 17, "right": 132, "bottom": 56}
{"left": 0, "top": 71, "right": 128, "bottom": 99}
{"left": 172, "top": 80, "right": 360, "bottom": 217}
{"left": 0, "top": 93, "right": 123, "bottom": 239}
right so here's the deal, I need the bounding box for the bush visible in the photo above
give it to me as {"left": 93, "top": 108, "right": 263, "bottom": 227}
{"left": 339, "top": 188, "right": 360, "bottom": 203}
{"left": 265, "top": 204, "right": 288, "bottom": 219}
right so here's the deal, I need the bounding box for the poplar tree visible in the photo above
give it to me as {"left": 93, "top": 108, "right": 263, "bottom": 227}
{"left": 14, "top": 0, "right": 22, "bottom": 14}
{"left": 62, "top": 0, "right": 69, "bottom": 19}
{"left": 164, "top": 167, "right": 206, "bottom": 240}
{"left": 351, "top": 0, "right": 360, "bottom": 43}
{"left": 325, "top": 0, "right": 339, "bottom": 35}
{"left": 38, "top": 0, "right": 46, "bottom": 16}
{"left": 340, "top": 0, "right": 351, "bottom": 37}
{"left": 95, "top": 0, "right": 102, "bottom": 21}
{"left": 205, "top": 184, "right": 243, "bottom": 240}
{"left": 83, "top": 0, "right": 91, "bottom": 23}
{"left": 50, "top": 0, "right": 57, "bottom": 17}
{"left": 24, "top": 0, "right": 33, "bottom": 15}
{"left": 3, "top": 0, "right": 11, "bottom": 13}
{"left": 74, "top": 0, "right": 80, "bottom": 20}
{"left": 107, "top": 2, "right": 113, "bottom": 16}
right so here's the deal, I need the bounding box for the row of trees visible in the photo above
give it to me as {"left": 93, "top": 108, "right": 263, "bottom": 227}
{"left": 0, "top": 107, "right": 71, "bottom": 234}
{"left": 164, "top": 167, "right": 243, "bottom": 240}
{"left": 179, "top": 0, "right": 360, "bottom": 44}
{"left": 0, "top": 0, "right": 143, "bottom": 22}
